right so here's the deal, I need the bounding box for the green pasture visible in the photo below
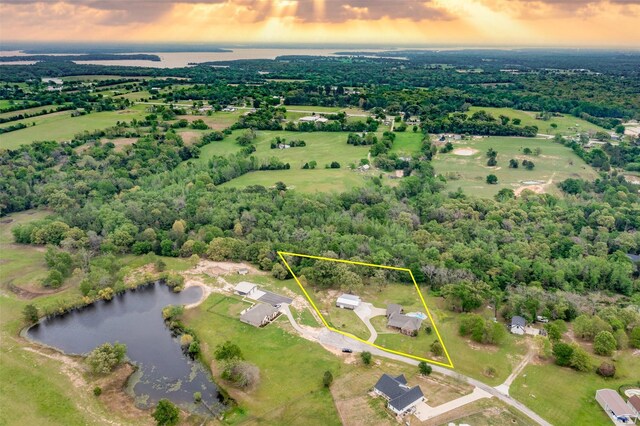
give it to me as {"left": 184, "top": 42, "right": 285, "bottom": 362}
{"left": 432, "top": 136, "right": 599, "bottom": 198}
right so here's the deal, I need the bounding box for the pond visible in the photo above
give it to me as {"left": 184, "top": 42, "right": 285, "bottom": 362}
{"left": 26, "top": 282, "right": 225, "bottom": 416}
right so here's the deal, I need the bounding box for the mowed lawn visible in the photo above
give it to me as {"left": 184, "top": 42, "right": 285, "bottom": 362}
{"left": 432, "top": 136, "right": 599, "bottom": 198}
{"left": 183, "top": 293, "right": 345, "bottom": 425}
{"left": 0, "top": 106, "right": 148, "bottom": 149}
{"left": 510, "top": 351, "right": 640, "bottom": 426}
{"left": 389, "top": 131, "right": 423, "bottom": 157}
{"left": 467, "top": 106, "right": 608, "bottom": 136}
{"left": 0, "top": 104, "right": 61, "bottom": 120}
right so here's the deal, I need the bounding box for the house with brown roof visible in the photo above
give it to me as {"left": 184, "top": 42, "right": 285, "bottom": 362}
{"left": 629, "top": 395, "right": 640, "bottom": 418}
{"left": 387, "top": 312, "right": 422, "bottom": 337}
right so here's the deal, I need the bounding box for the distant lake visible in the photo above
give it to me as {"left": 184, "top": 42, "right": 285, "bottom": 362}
{"left": 0, "top": 48, "right": 398, "bottom": 68}
{"left": 26, "top": 283, "right": 225, "bottom": 415}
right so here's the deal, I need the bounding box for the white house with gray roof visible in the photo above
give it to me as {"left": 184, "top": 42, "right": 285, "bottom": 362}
{"left": 373, "top": 374, "right": 425, "bottom": 416}
{"left": 240, "top": 304, "right": 280, "bottom": 328}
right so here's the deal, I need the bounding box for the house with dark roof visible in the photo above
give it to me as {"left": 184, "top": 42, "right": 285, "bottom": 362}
{"left": 510, "top": 316, "right": 526, "bottom": 335}
{"left": 240, "top": 304, "right": 280, "bottom": 327}
{"left": 373, "top": 374, "right": 425, "bottom": 416}
{"left": 386, "top": 304, "right": 403, "bottom": 318}
{"left": 387, "top": 313, "right": 422, "bottom": 336}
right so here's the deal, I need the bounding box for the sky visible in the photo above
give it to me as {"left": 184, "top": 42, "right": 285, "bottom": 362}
{"left": 1, "top": 0, "right": 639, "bottom": 47}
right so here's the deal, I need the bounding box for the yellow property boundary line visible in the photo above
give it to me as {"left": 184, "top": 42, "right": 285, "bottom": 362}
{"left": 277, "top": 251, "right": 455, "bottom": 369}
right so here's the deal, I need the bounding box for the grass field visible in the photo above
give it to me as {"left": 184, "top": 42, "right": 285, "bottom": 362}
{"left": 0, "top": 210, "right": 51, "bottom": 291}
{"left": 0, "top": 106, "right": 148, "bottom": 149}
{"left": 183, "top": 293, "right": 345, "bottom": 425}
{"left": 510, "top": 352, "right": 640, "bottom": 426}
{"left": 432, "top": 135, "right": 599, "bottom": 198}
{"left": 389, "top": 131, "right": 423, "bottom": 156}
{"left": 193, "top": 129, "right": 376, "bottom": 192}
{"left": 0, "top": 104, "right": 61, "bottom": 120}
{"left": 467, "top": 106, "right": 608, "bottom": 136}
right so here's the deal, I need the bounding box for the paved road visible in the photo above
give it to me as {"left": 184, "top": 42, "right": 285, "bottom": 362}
{"left": 353, "top": 303, "right": 385, "bottom": 343}
{"left": 281, "top": 307, "right": 551, "bottom": 426}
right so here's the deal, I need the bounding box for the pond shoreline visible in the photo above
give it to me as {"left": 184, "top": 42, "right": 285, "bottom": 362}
{"left": 20, "top": 280, "right": 231, "bottom": 419}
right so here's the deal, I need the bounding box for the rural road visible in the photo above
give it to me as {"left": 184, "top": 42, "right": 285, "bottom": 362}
{"left": 281, "top": 305, "right": 551, "bottom": 426}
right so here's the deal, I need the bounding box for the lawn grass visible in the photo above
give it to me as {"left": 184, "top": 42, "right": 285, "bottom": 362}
{"left": 510, "top": 352, "right": 640, "bottom": 426}
{"left": 389, "top": 131, "right": 423, "bottom": 156}
{"left": 432, "top": 135, "right": 599, "bottom": 198}
{"left": 467, "top": 106, "right": 608, "bottom": 136}
{"left": 220, "top": 168, "right": 373, "bottom": 192}
{"left": 183, "top": 293, "right": 344, "bottom": 425}
{"left": 325, "top": 305, "right": 371, "bottom": 339}
{"left": 0, "top": 106, "right": 148, "bottom": 149}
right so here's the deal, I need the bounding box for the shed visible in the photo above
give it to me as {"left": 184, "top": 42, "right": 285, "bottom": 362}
{"left": 240, "top": 304, "right": 280, "bottom": 327}
{"left": 510, "top": 316, "right": 526, "bottom": 335}
{"left": 595, "top": 389, "right": 637, "bottom": 424}
{"left": 336, "top": 294, "right": 361, "bottom": 310}
{"left": 234, "top": 282, "right": 257, "bottom": 296}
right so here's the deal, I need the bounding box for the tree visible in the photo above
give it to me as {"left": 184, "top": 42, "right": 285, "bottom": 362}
{"left": 545, "top": 322, "right": 562, "bottom": 342}
{"left": 323, "top": 370, "right": 334, "bottom": 388}
{"left": 430, "top": 340, "right": 444, "bottom": 356}
{"left": 552, "top": 342, "right": 574, "bottom": 367}
{"left": 152, "top": 399, "right": 180, "bottom": 426}
{"left": 508, "top": 159, "right": 519, "bottom": 168}
{"left": 22, "top": 304, "right": 39, "bottom": 324}
{"left": 361, "top": 351, "right": 372, "bottom": 365}
{"left": 418, "top": 361, "right": 432, "bottom": 376}
{"left": 215, "top": 341, "right": 243, "bottom": 360}
{"left": 275, "top": 181, "right": 287, "bottom": 191}
{"left": 593, "top": 331, "right": 617, "bottom": 356}
{"left": 629, "top": 327, "right": 640, "bottom": 349}
{"left": 569, "top": 345, "right": 591, "bottom": 372}
{"left": 442, "top": 280, "right": 489, "bottom": 312}
{"left": 597, "top": 362, "right": 616, "bottom": 378}
{"left": 271, "top": 263, "right": 289, "bottom": 280}
{"left": 487, "top": 157, "right": 497, "bottom": 167}
{"left": 486, "top": 174, "right": 498, "bottom": 184}
{"left": 86, "top": 342, "right": 127, "bottom": 374}
{"left": 222, "top": 360, "right": 260, "bottom": 388}
{"left": 495, "top": 188, "right": 515, "bottom": 202}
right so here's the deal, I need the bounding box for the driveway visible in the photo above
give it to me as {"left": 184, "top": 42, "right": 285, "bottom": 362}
{"left": 414, "top": 387, "right": 492, "bottom": 421}
{"left": 281, "top": 303, "right": 551, "bottom": 426}
{"left": 354, "top": 303, "right": 386, "bottom": 343}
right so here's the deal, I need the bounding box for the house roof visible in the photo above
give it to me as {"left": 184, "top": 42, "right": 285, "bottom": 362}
{"left": 240, "top": 304, "right": 279, "bottom": 327}
{"left": 337, "top": 294, "right": 361, "bottom": 306}
{"left": 374, "top": 374, "right": 408, "bottom": 401}
{"left": 387, "top": 313, "right": 422, "bottom": 332}
{"left": 389, "top": 386, "right": 424, "bottom": 412}
{"left": 386, "top": 304, "right": 403, "bottom": 317}
{"left": 596, "top": 389, "right": 635, "bottom": 416}
{"left": 394, "top": 374, "right": 407, "bottom": 385}
{"left": 511, "top": 316, "right": 526, "bottom": 327}
{"left": 629, "top": 395, "right": 640, "bottom": 412}
{"left": 234, "top": 282, "right": 257, "bottom": 293}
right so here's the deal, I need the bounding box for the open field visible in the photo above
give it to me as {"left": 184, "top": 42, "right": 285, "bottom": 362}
{"left": 511, "top": 352, "right": 640, "bottom": 426}
{"left": 0, "top": 106, "right": 148, "bottom": 150}
{"left": 432, "top": 136, "right": 599, "bottom": 198}
{"left": 183, "top": 292, "right": 345, "bottom": 425}
{"left": 220, "top": 168, "right": 374, "bottom": 192}
{"left": 0, "top": 104, "right": 61, "bottom": 120}
{"left": 178, "top": 109, "right": 245, "bottom": 130}
{"left": 0, "top": 210, "right": 51, "bottom": 291}
{"left": 467, "top": 106, "right": 609, "bottom": 135}
{"left": 389, "top": 131, "right": 423, "bottom": 156}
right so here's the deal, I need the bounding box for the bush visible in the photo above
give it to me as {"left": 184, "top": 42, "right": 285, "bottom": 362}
{"left": 86, "top": 342, "right": 127, "bottom": 374}
{"left": 418, "top": 361, "right": 432, "bottom": 376}
{"left": 486, "top": 174, "right": 498, "bottom": 184}
{"left": 597, "top": 362, "right": 616, "bottom": 378}
{"left": 22, "top": 304, "right": 39, "bottom": 324}
{"left": 552, "top": 342, "right": 574, "bottom": 367}
{"left": 215, "top": 341, "right": 243, "bottom": 361}
{"left": 569, "top": 345, "right": 592, "bottom": 372}
{"left": 222, "top": 360, "right": 260, "bottom": 389}
{"left": 93, "top": 386, "right": 102, "bottom": 397}
{"left": 361, "top": 351, "right": 372, "bottom": 365}
{"left": 594, "top": 331, "right": 617, "bottom": 356}
{"left": 43, "top": 269, "right": 64, "bottom": 288}
{"left": 152, "top": 399, "right": 180, "bottom": 426}
{"left": 431, "top": 340, "right": 444, "bottom": 356}
{"left": 323, "top": 370, "right": 334, "bottom": 388}
{"left": 630, "top": 327, "right": 640, "bottom": 349}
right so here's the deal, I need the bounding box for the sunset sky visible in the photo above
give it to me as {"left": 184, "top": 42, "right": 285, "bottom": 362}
{"left": 1, "top": 0, "right": 639, "bottom": 47}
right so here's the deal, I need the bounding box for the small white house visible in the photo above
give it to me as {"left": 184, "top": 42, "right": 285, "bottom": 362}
{"left": 234, "top": 282, "right": 257, "bottom": 296}
{"left": 336, "top": 294, "right": 361, "bottom": 310}
{"left": 510, "top": 316, "right": 526, "bottom": 335}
